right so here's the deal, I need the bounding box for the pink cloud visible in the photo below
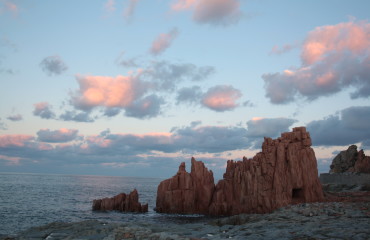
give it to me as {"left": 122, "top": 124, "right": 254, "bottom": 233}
{"left": 85, "top": 135, "right": 112, "bottom": 148}
{"left": 202, "top": 85, "right": 242, "bottom": 112}
{"left": 171, "top": 0, "right": 196, "bottom": 11}
{"left": 150, "top": 28, "right": 179, "bottom": 55}
{"left": 264, "top": 20, "right": 370, "bottom": 103}
{"left": 104, "top": 0, "right": 115, "bottom": 13}
{"left": 72, "top": 75, "right": 147, "bottom": 110}
{"left": 1, "top": 0, "right": 18, "bottom": 16}
{"left": 0, "top": 134, "right": 34, "bottom": 147}
{"left": 0, "top": 154, "right": 22, "bottom": 165}
{"left": 171, "top": 0, "right": 241, "bottom": 25}
{"left": 302, "top": 21, "right": 370, "bottom": 65}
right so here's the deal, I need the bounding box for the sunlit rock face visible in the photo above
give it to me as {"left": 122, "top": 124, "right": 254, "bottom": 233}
{"left": 156, "top": 127, "right": 324, "bottom": 216}
{"left": 330, "top": 145, "right": 370, "bottom": 174}
{"left": 92, "top": 189, "right": 148, "bottom": 213}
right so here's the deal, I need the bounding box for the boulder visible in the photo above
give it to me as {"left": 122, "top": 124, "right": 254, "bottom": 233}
{"left": 156, "top": 127, "right": 324, "bottom": 216}
{"left": 330, "top": 145, "right": 370, "bottom": 173}
{"left": 92, "top": 189, "right": 148, "bottom": 213}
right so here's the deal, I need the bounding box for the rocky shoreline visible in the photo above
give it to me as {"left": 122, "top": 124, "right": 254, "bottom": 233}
{"left": 2, "top": 198, "right": 369, "bottom": 240}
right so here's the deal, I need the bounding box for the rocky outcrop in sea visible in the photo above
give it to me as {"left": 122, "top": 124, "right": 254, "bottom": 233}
{"left": 156, "top": 127, "right": 324, "bottom": 216}
{"left": 92, "top": 189, "right": 148, "bottom": 213}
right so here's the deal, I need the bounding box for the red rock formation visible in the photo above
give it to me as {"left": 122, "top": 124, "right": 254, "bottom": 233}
{"left": 155, "top": 158, "right": 215, "bottom": 214}
{"left": 92, "top": 189, "right": 148, "bottom": 213}
{"left": 156, "top": 127, "right": 324, "bottom": 216}
{"left": 354, "top": 150, "right": 370, "bottom": 173}
{"left": 209, "top": 127, "right": 324, "bottom": 215}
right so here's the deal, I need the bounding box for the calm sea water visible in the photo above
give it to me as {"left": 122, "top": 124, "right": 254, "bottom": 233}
{"left": 0, "top": 173, "right": 168, "bottom": 235}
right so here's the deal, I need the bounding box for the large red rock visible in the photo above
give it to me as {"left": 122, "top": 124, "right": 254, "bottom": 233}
{"left": 156, "top": 127, "right": 324, "bottom": 216}
{"left": 155, "top": 158, "right": 215, "bottom": 214}
{"left": 209, "top": 127, "right": 324, "bottom": 215}
{"left": 92, "top": 189, "right": 148, "bottom": 213}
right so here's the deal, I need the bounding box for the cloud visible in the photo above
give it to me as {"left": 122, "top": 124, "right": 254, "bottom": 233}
{"left": 104, "top": 0, "right": 115, "bottom": 13}
{"left": 40, "top": 55, "right": 68, "bottom": 76}
{"left": 172, "top": 0, "right": 242, "bottom": 26}
{"left": 143, "top": 61, "right": 215, "bottom": 91}
{"left": 0, "top": 0, "right": 18, "bottom": 16}
{"left": 307, "top": 106, "right": 370, "bottom": 146}
{"left": 172, "top": 124, "right": 249, "bottom": 153}
{"left": 7, "top": 114, "right": 22, "bottom": 121}
{"left": 0, "top": 154, "right": 21, "bottom": 165}
{"left": 0, "top": 118, "right": 7, "bottom": 130}
{"left": 150, "top": 28, "right": 179, "bottom": 55}
{"left": 71, "top": 75, "right": 148, "bottom": 111}
{"left": 33, "top": 102, "right": 56, "bottom": 119}
{"left": 124, "top": 94, "right": 164, "bottom": 119}
{"left": 102, "top": 108, "right": 121, "bottom": 117}
{"left": 246, "top": 117, "right": 297, "bottom": 138}
{"left": 124, "top": 0, "right": 139, "bottom": 22}
{"left": 269, "top": 43, "right": 297, "bottom": 55}
{"left": 0, "top": 36, "right": 17, "bottom": 51}
{"left": 245, "top": 117, "right": 297, "bottom": 149}
{"left": 70, "top": 74, "right": 165, "bottom": 119}
{"left": 0, "top": 66, "right": 14, "bottom": 74}
{"left": 176, "top": 85, "right": 245, "bottom": 112}
{"left": 59, "top": 110, "right": 94, "bottom": 122}
{"left": 0, "top": 119, "right": 307, "bottom": 176}
{"left": 82, "top": 124, "right": 249, "bottom": 155}
{"left": 37, "top": 128, "right": 79, "bottom": 143}
{"left": 176, "top": 86, "right": 203, "bottom": 105}
{"left": 0, "top": 134, "right": 34, "bottom": 147}
{"left": 33, "top": 102, "right": 94, "bottom": 122}
{"left": 115, "top": 52, "right": 140, "bottom": 68}
{"left": 172, "top": 0, "right": 196, "bottom": 11}
{"left": 53, "top": 60, "right": 215, "bottom": 120}
{"left": 242, "top": 100, "right": 255, "bottom": 107}
{"left": 264, "top": 20, "right": 370, "bottom": 104}
{"left": 201, "top": 85, "right": 242, "bottom": 112}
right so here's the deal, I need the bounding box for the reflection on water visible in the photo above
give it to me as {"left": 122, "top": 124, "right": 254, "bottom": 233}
{"left": 0, "top": 173, "right": 167, "bottom": 235}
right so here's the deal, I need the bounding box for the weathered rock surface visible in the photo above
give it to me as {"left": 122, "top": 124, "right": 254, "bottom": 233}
{"left": 330, "top": 145, "right": 370, "bottom": 173}
{"left": 156, "top": 158, "right": 215, "bottom": 214}
{"left": 156, "top": 127, "right": 324, "bottom": 216}
{"left": 9, "top": 201, "right": 370, "bottom": 240}
{"left": 92, "top": 189, "right": 148, "bottom": 213}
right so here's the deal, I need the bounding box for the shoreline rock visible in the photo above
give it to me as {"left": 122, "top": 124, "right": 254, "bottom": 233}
{"left": 4, "top": 200, "right": 369, "bottom": 240}
{"left": 92, "top": 189, "right": 148, "bottom": 213}
{"left": 330, "top": 145, "right": 370, "bottom": 173}
{"left": 156, "top": 127, "right": 324, "bottom": 216}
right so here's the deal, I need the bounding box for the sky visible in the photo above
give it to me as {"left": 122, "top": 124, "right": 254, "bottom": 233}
{"left": 1, "top": 0, "right": 370, "bottom": 178}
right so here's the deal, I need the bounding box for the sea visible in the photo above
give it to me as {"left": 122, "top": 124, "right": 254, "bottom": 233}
{"left": 0, "top": 172, "right": 205, "bottom": 236}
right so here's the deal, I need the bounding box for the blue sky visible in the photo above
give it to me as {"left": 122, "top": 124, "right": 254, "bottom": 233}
{"left": 1, "top": 0, "right": 369, "bottom": 178}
